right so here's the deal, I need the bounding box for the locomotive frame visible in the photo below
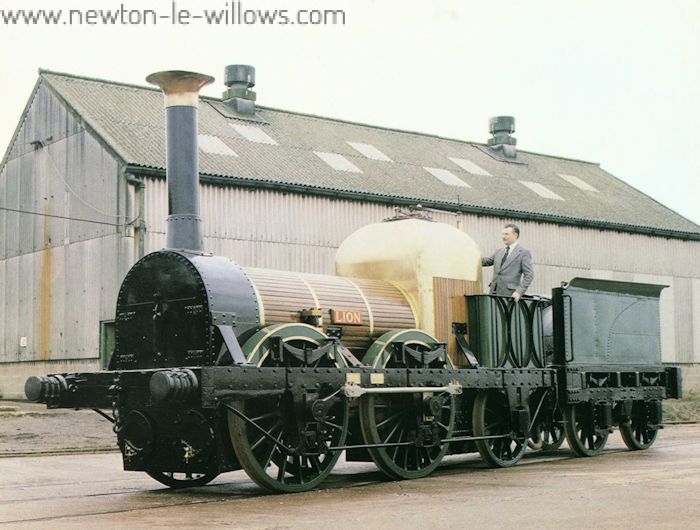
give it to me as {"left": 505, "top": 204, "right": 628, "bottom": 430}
{"left": 24, "top": 70, "right": 682, "bottom": 494}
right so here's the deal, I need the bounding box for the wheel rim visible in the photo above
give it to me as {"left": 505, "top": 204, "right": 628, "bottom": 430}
{"left": 473, "top": 390, "right": 526, "bottom": 467}
{"left": 359, "top": 392, "right": 455, "bottom": 480}
{"left": 363, "top": 329, "right": 453, "bottom": 369}
{"left": 530, "top": 418, "right": 565, "bottom": 451}
{"left": 528, "top": 393, "right": 565, "bottom": 451}
{"left": 146, "top": 470, "right": 218, "bottom": 489}
{"left": 619, "top": 401, "right": 659, "bottom": 451}
{"left": 529, "top": 420, "right": 565, "bottom": 451}
{"left": 242, "top": 323, "right": 345, "bottom": 368}
{"left": 563, "top": 403, "right": 609, "bottom": 457}
{"left": 360, "top": 330, "right": 454, "bottom": 479}
{"left": 228, "top": 325, "right": 348, "bottom": 492}
{"left": 228, "top": 393, "right": 348, "bottom": 493}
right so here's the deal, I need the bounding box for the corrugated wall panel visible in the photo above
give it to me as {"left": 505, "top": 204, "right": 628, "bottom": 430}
{"left": 2, "top": 85, "right": 120, "bottom": 258}
{"left": 2, "top": 158, "right": 20, "bottom": 258}
{"left": 48, "top": 245, "right": 66, "bottom": 360}
{"left": 3, "top": 259, "right": 19, "bottom": 359}
{"left": 64, "top": 240, "right": 86, "bottom": 357}
{"left": 694, "top": 280, "right": 700, "bottom": 362}
{"left": 0, "top": 262, "right": 4, "bottom": 358}
{"left": 18, "top": 254, "right": 35, "bottom": 360}
{"left": 0, "top": 163, "right": 5, "bottom": 259}
{"left": 1, "top": 236, "right": 123, "bottom": 364}
{"left": 82, "top": 237, "right": 103, "bottom": 356}
{"left": 0, "top": 80, "right": 127, "bottom": 373}
{"left": 673, "top": 277, "right": 694, "bottom": 363}
{"left": 66, "top": 236, "right": 122, "bottom": 359}
{"left": 19, "top": 154, "right": 35, "bottom": 255}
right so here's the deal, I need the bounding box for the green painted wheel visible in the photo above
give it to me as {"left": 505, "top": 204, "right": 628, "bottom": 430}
{"left": 473, "top": 390, "right": 526, "bottom": 467}
{"left": 228, "top": 394, "right": 348, "bottom": 493}
{"left": 363, "top": 329, "right": 453, "bottom": 369}
{"left": 228, "top": 324, "right": 348, "bottom": 492}
{"left": 359, "top": 392, "right": 455, "bottom": 480}
{"left": 242, "top": 323, "right": 346, "bottom": 368}
{"left": 619, "top": 401, "right": 659, "bottom": 451}
{"left": 359, "top": 329, "right": 455, "bottom": 480}
{"left": 563, "top": 403, "right": 609, "bottom": 457}
{"left": 528, "top": 392, "right": 565, "bottom": 451}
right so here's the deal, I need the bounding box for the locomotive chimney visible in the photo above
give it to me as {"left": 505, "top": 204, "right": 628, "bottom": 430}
{"left": 146, "top": 70, "right": 215, "bottom": 252}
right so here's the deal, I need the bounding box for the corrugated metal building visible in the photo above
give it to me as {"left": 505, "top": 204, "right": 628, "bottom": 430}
{"left": 1, "top": 68, "right": 699, "bottom": 398}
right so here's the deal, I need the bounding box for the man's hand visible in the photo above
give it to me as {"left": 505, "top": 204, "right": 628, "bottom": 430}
{"left": 512, "top": 291, "right": 521, "bottom": 303}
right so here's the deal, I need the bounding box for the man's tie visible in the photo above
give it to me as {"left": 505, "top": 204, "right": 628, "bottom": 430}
{"left": 500, "top": 246, "right": 510, "bottom": 266}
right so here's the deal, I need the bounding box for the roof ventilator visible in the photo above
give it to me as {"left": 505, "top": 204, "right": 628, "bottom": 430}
{"left": 222, "top": 64, "right": 256, "bottom": 116}
{"left": 487, "top": 116, "right": 517, "bottom": 158}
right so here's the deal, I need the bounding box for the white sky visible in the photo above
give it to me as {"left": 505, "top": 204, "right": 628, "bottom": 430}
{"left": 1, "top": 0, "right": 698, "bottom": 225}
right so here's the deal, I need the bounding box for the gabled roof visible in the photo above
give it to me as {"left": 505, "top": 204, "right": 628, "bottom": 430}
{"left": 20, "top": 70, "right": 700, "bottom": 238}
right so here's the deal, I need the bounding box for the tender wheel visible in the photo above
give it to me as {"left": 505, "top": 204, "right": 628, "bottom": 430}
{"left": 564, "top": 403, "right": 609, "bottom": 457}
{"left": 528, "top": 413, "right": 565, "bottom": 451}
{"left": 146, "top": 470, "right": 218, "bottom": 489}
{"left": 228, "top": 325, "right": 348, "bottom": 493}
{"left": 472, "top": 390, "right": 526, "bottom": 467}
{"left": 619, "top": 401, "right": 659, "bottom": 451}
{"left": 528, "top": 393, "right": 565, "bottom": 451}
{"left": 359, "top": 392, "right": 455, "bottom": 480}
{"left": 227, "top": 392, "right": 348, "bottom": 493}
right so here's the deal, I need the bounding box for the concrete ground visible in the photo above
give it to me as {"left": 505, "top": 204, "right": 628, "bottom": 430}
{"left": 1, "top": 400, "right": 699, "bottom": 529}
{"left": 0, "top": 401, "right": 117, "bottom": 456}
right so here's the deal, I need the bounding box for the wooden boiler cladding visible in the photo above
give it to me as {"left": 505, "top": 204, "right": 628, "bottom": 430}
{"left": 243, "top": 268, "right": 417, "bottom": 354}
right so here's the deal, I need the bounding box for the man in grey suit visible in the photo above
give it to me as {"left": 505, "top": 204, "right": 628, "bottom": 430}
{"left": 481, "top": 223, "right": 534, "bottom": 302}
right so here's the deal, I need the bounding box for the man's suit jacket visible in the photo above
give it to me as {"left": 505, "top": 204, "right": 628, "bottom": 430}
{"left": 481, "top": 245, "right": 534, "bottom": 296}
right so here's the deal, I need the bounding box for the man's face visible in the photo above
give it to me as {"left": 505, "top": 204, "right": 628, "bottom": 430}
{"left": 501, "top": 227, "right": 518, "bottom": 246}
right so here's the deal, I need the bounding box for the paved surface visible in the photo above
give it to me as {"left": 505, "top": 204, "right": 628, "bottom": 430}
{"left": 1, "top": 401, "right": 699, "bottom": 529}
{"left": 0, "top": 401, "right": 116, "bottom": 456}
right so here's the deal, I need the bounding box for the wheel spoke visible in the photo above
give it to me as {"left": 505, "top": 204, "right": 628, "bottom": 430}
{"left": 564, "top": 403, "right": 608, "bottom": 457}
{"left": 586, "top": 432, "right": 595, "bottom": 450}
{"left": 359, "top": 386, "right": 454, "bottom": 479}
{"left": 262, "top": 433, "right": 284, "bottom": 470}
{"left": 473, "top": 391, "right": 525, "bottom": 467}
{"left": 377, "top": 411, "right": 404, "bottom": 431}
{"left": 228, "top": 325, "right": 349, "bottom": 493}
{"left": 620, "top": 400, "right": 658, "bottom": 451}
{"left": 276, "top": 454, "right": 287, "bottom": 481}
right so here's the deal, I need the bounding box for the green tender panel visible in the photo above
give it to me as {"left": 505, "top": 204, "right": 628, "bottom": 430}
{"left": 560, "top": 278, "right": 665, "bottom": 366}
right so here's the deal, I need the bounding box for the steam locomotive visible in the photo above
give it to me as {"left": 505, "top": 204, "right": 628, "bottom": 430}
{"left": 25, "top": 70, "right": 682, "bottom": 493}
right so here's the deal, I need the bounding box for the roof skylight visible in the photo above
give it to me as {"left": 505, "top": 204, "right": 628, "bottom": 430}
{"left": 347, "top": 141, "right": 392, "bottom": 162}
{"left": 448, "top": 157, "right": 491, "bottom": 176}
{"left": 424, "top": 167, "right": 471, "bottom": 188}
{"left": 519, "top": 181, "right": 564, "bottom": 200}
{"left": 558, "top": 173, "right": 599, "bottom": 192}
{"left": 230, "top": 123, "right": 278, "bottom": 145}
{"left": 198, "top": 134, "right": 238, "bottom": 157}
{"left": 314, "top": 152, "right": 362, "bottom": 173}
